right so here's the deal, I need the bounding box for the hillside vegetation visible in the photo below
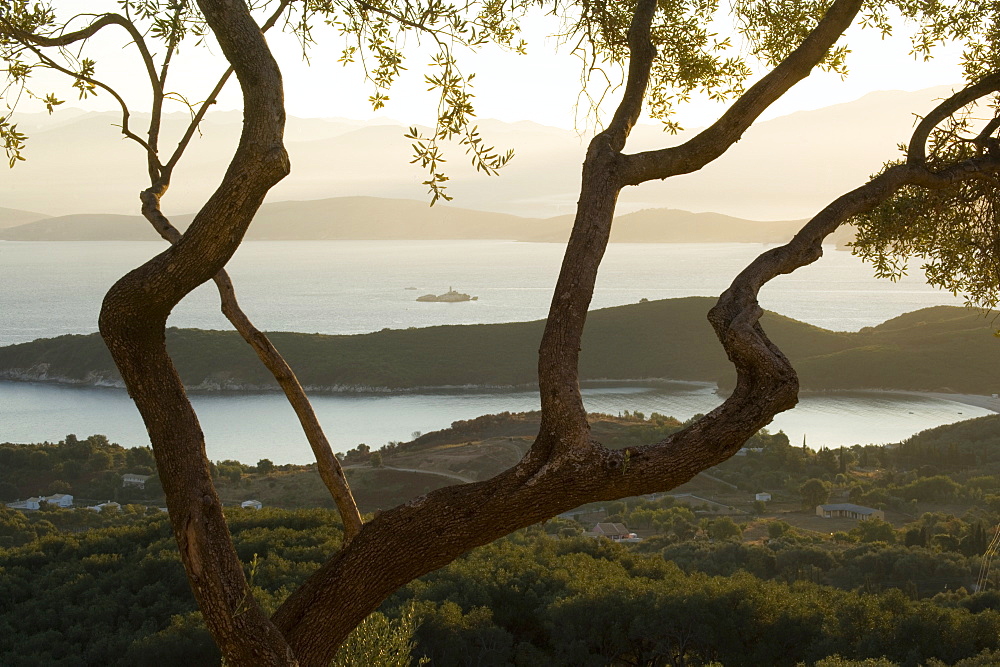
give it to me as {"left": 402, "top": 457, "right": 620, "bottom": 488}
{"left": 1, "top": 297, "right": 997, "bottom": 393}
{"left": 7, "top": 413, "right": 1000, "bottom": 666}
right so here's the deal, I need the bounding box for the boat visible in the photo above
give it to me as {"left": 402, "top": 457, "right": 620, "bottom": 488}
{"left": 415, "top": 287, "right": 478, "bottom": 302}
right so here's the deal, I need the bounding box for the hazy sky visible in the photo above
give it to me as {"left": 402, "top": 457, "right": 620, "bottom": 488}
{"left": 25, "top": 1, "right": 966, "bottom": 130}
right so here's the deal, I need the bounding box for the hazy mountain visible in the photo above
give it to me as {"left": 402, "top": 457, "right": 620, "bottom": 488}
{"left": 0, "top": 86, "right": 957, "bottom": 220}
{"left": 0, "top": 196, "right": 852, "bottom": 244}
{"left": 0, "top": 214, "right": 172, "bottom": 241}
{"left": 0, "top": 207, "right": 49, "bottom": 229}
{"left": 0, "top": 198, "right": 533, "bottom": 242}
{"left": 531, "top": 208, "right": 852, "bottom": 245}
{"left": 245, "top": 196, "right": 538, "bottom": 240}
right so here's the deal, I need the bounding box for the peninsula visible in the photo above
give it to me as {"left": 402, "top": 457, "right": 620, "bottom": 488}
{"left": 1, "top": 297, "right": 997, "bottom": 396}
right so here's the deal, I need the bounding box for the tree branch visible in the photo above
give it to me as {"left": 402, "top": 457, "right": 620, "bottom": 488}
{"left": 1, "top": 12, "right": 161, "bottom": 97}
{"left": 907, "top": 71, "right": 1000, "bottom": 163}
{"left": 135, "top": 0, "right": 361, "bottom": 537}
{"left": 162, "top": 0, "right": 290, "bottom": 183}
{"left": 618, "top": 0, "right": 863, "bottom": 186}
{"left": 602, "top": 0, "right": 657, "bottom": 151}
{"left": 973, "top": 115, "right": 1000, "bottom": 153}
{"left": 1, "top": 11, "right": 163, "bottom": 178}
{"left": 12, "top": 39, "right": 153, "bottom": 153}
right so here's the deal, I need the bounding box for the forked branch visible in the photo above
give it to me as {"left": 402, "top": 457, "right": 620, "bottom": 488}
{"left": 619, "top": 0, "right": 863, "bottom": 185}
{"left": 907, "top": 71, "right": 1000, "bottom": 163}
{"left": 533, "top": 0, "right": 863, "bottom": 457}
{"left": 138, "top": 192, "right": 364, "bottom": 541}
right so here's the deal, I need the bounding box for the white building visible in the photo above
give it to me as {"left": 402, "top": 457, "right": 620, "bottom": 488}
{"left": 241, "top": 500, "right": 263, "bottom": 510}
{"left": 755, "top": 493, "right": 772, "bottom": 502}
{"left": 816, "top": 503, "right": 885, "bottom": 521}
{"left": 6, "top": 497, "right": 41, "bottom": 511}
{"left": 86, "top": 501, "right": 122, "bottom": 513}
{"left": 122, "top": 473, "right": 152, "bottom": 489}
{"left": 586, "top": 522, "right": 640, "bottom": 542}
{"left": 42, "top": 493, "right": 73, "bottom": 508}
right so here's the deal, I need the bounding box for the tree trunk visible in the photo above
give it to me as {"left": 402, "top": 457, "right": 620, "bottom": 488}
{"left": 99, "top": 0, "right": 296, "bottom": 662}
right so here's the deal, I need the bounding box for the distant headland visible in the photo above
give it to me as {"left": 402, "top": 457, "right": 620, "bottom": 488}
{"left": 1, "top": 297, "right": 996, "bottom": 396}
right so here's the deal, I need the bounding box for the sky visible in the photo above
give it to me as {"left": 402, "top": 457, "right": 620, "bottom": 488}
{"left": 18, "top": 1, "right": 968, "bottom": 131}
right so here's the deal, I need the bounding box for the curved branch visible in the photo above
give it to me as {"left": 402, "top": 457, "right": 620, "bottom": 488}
{"left": 6, "top": 12, "right": 123, "bottom": 46}
{"left": 14, "top": 40, "right": 153, "bottom": 153}
{"left": 530, "top": 0, "right": 662, "bottom": 458}
{"left": 138, "top": 1, "right": 360, "bottom": 539}
{"left": 1, "top": 12, "right": 161, "bottom": 98}
{"left": 602, "top": 0, "right": 656, "bottom": 150}
{"left": 528, "top": 0, "right": 865, "bottom": 458}
{"left": 619, "top": 0, "right": 863, "bottom": 186}
{"left": 136, "top": 0, "right": 360, "bottom": 537}
{"left": 973, "top": 115, "right": 1000, "bottom": 153}
{"left": 907, "top": 71, "right": 1000, "bottom": 163}
{"left": 2, "top": 13, "right": 162, "bottom": 177}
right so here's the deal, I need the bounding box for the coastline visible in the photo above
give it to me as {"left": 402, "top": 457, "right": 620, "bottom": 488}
{"left": 798, "top": 388, "right": 1000, "bottom": 414}
{"left": 3, "top": 375, "right": 997, "bottom": 417}
{"left": 884, "top": 390, "right": 1000, "bottom": 414}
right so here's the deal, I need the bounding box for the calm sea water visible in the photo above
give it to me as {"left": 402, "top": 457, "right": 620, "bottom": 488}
{"left": 0, "top": 381, "right": 990, "bottom": 463}
{"left": 0, "top": 240, "right": 980, "bottom": 463}
{"left": 0, "top": 240, "right": 966, "bottom": 346}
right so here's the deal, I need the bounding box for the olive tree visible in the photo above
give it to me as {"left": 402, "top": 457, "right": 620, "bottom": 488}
{"left": 4, "top": 0, "right": 1000, "bottom": 664}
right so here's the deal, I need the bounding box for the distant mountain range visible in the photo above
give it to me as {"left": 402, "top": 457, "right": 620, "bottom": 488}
{"left": 0, "top": 86, "right": 957, "bottom": 220}
{"left": 0, "top": 195, "right": 855, "bottom": 245}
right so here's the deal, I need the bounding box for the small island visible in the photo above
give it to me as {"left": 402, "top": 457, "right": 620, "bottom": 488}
{"left": 416, "top": 287, "right": 478, "bottom": 302}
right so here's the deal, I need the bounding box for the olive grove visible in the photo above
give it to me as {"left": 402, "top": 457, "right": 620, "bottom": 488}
{"left": 4, "top": 0, "right": 1000, "bottom": 663}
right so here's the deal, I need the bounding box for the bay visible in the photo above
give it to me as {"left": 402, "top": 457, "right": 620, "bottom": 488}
{"left": 0, "top": 381, "right": 991, "bottom": 464}
{"left": 1, "top": 240, "right": 982, "bottom": 463}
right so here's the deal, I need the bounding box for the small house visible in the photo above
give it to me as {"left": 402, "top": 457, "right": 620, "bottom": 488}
{"left": 241, "top": 500, "right": 263, "bottom": 510}
{"left": 755, "top": 493, "right": 772, "bottom": 502}
{"left": 6, "top": 497, "right": 41, "bottom": 511}
{"left": 122, "top": 473, "right": 152, "bottom": 489}
{"left": 735, "top": 447, "right": 764, "bottom": 456}
{"left": 586, "top": 522, "right": 639, "bottom": 542}
{"left": 87, "top": 501, "right": 121, "bottom": 513}
{"left": 816, "top": 503, "right": 884, "bottom": 521}
{"left": 42, "top": 493, "right": 73, "bottom": 508}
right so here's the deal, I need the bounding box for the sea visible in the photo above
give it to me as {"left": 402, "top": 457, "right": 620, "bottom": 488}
{"left": 0, "top": 239, "right": 992, "bottom": 463}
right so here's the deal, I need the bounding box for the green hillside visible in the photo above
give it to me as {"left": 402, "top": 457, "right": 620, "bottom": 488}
{"left": 1, "top": 297, "right": 997, "bottom": 393}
